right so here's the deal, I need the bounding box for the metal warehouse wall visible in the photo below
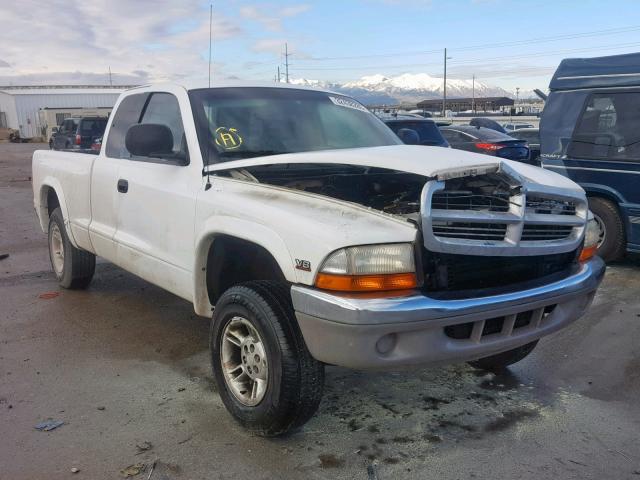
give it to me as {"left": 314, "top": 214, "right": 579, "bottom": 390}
{"left": 0, "top": 92, "right": 18, "bottom": 130}
{"left": 11, "top": 92, "right": 121, "bottom": 138}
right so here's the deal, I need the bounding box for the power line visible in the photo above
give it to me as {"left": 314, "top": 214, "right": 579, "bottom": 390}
{"left": 291, "top": 41, "right": 640, "bottom": 71}
{"left": 290, "top": 25, "right": 640, "bottom": 63}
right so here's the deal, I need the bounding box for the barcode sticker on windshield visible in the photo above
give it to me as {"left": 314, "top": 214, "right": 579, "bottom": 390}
{"left": 328, "top": 96, "right": 369, "bottom": 113}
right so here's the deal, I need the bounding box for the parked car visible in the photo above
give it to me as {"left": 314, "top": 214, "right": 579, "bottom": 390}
{"left": 503, "top": 122, "right": 535, "bottom": 131}
{"left": 32, "top": 83, "right": 603, "bottom": 436}
{"left": 510, "top": 127, "right": 541, "bottom": 166}
{"left": 48, "top": 126, "right": 59, "bottom": 149}
{"left": 52, "top": 116, "right": 108, "bottom": 150}
{"left": 383, "top": 116, "right": 449, "bottom": 147}
{"left": 439, "top": 125, "right": 530, "bottom": 162}
{"left": 540, "top": 52, "right": 640, "bottom": 261}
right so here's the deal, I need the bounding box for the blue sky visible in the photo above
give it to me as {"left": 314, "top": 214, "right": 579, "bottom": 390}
{"left": 2, "top": 0, "right": 640, "bottom": 92}
{"left": 217, "top": 0, "right": 640, "bottom": 90}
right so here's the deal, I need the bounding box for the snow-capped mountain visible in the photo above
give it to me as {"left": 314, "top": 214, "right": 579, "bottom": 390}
{"left": 289, "top": 73, "right": 513, "bottom": 105}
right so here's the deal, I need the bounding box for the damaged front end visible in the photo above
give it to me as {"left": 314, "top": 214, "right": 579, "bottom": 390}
{"left": 217, "top": 163, "right": 429, "bottom": 217}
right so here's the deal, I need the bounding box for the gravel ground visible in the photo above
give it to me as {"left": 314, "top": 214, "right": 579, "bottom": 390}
{"left": 1, "top": 143, "right": 639, "bottom": 480}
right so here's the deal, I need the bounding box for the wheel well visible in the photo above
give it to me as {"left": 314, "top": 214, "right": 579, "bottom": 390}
{"left": 206, "top": 235, "right": 286, "bottom": 304}
{"left": 46, "top": 187, "right": 60, "bottom": 218}
{"left": 586, "top": 192, "right": 625, "bottom": 223}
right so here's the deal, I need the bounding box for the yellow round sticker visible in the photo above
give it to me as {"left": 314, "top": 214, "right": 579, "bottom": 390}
{"left": 215, "top": 127, "right": 242, "bottom": 150}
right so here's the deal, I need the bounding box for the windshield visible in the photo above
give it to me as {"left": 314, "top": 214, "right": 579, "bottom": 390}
{"left": 189, "top": 87, "right": 401, "bottom": 162}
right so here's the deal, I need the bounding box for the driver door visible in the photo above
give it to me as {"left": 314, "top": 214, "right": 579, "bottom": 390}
{"left": 113, "top": 91, "right": 200, "bottom": 301}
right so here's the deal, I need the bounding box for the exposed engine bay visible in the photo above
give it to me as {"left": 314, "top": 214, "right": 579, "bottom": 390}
{"left": 219, "top": 163, "right": 429, "bottom": 216}
{"left": 218, "top": 164, "right": 525, "bottom": 218}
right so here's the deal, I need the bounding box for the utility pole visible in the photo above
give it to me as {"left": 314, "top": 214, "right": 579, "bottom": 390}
{"left": 472, "top": 74, "right": 475, "bottom": 113}
{"left": 442, "top": 48, "right": 447, "bottom": 117}
{"left": 277, "top": 65, "right": 281, "bottom": 83}
{"left": 284, "top": 43, "right": 291, "bottom": 83}
{"left": 108, "top": 66, "right": 113, "bottom": 86}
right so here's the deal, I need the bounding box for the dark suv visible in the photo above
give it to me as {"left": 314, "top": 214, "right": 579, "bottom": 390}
{"left": 382, "top": 116, "right": 449, "bottom": 147}
{"left": 52, "top": 116, "right": 108, "bottom": 150}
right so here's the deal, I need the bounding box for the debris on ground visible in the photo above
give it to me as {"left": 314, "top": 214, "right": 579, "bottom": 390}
{"left": 38, "top": 292, "right": 59, "bottom": 300}
{"left": 367, "top": 463, "right": 379, "bottom": 480}
{"left": 71, "top": 467, "right": 80, "bottom": 473}
{"left": 135, "top": 441, "right": 153, "bottom": 454}
{"left": 146, "top": 460, "right": 156, "bottom": 480}
{"left": 34, "top": 420, "right": 64, "bottom": 431}
{"left": 97, "top": 406, "right": 106, "bottom": 411}
{"left": 0, "top": 253, "right": 9, "bottom": 261}
{"left": 120, "top": 463, "right": 146, "bottom": 477}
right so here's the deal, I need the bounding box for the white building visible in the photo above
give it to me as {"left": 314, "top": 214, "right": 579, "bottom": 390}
{"left": 0, "top": 85, "right": 134, "bottom": 139}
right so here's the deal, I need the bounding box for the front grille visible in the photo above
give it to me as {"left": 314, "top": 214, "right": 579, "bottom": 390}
{"left": 424, "top": 174, "right": 585, "bottom": 255}
{"left": 526, "top": 196, "right": 576, "bottom": 216}
{"left": 521, "top": 225, "right": 574, "bottom": 241}
{"left": 431, "top": 191, "right": 510, "bottom": 212}
{"left": 424, "top": 250, "right": 577, "bottom": 292}
{"left": 432, "top": 221, "right": 508, "bottom": 241}
{"left": 444, "top": 305, "right": 557, "bottom": 341}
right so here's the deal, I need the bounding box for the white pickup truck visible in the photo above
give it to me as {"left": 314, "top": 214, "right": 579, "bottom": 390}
{"left": 32, "top": 83, "right": 604, "bottom": 436}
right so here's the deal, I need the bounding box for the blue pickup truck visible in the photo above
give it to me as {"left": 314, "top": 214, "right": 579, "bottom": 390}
{"left": 540, "top": 52, "right": 640, "bottom": 261}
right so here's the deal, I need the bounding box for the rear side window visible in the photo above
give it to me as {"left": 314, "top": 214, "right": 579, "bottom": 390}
{"left": 80, "top": 118, "right": 107, "bottom": 135}
{"left": 569, "top": 92, "right": 640, "bottom": 161}
{"left": 105, "top": 93, "right": 148, "bottom": 159}
{"left": 441, "top": 129, "right": 470, "bottom": 143}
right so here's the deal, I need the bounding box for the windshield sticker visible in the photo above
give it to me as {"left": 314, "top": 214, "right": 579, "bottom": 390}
{"left": 328, "top": 96, "right": 369, "bottom": 113}
{"left": 215, "top": 127, "right": 243, "bottom": 150}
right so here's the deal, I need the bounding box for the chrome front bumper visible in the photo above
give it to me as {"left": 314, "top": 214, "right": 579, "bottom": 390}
{"left": 291, "top": 257, "right": 605, "bottom": 369}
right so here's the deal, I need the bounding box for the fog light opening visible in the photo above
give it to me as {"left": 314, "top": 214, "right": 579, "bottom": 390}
{"left": 376, "top": 333, "right": 397, "bottom": 355}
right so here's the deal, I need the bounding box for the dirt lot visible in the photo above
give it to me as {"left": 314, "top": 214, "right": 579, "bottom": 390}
{"left": 1, "top": 143, "right": 639, "bottom": 480}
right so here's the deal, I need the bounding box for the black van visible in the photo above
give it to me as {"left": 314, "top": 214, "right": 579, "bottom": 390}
{"left": 540, "top": 53, "right": 640, "bottom": 261}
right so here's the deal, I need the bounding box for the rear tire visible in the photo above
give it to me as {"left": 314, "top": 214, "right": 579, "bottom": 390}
{"left": 588, "top": 196, "right": 625, "bottom": 262}
{"left": 48, "top": 207, "right": 95, "bottom": 289}
{"left": 210, "top": 281, "right": 324, "bottom": 436}
{"left": 467, "top": 340, "right": 538, "bottom": 371}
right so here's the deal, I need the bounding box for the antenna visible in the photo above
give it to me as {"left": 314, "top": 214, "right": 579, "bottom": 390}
{"left": 208, "top": 3, "right": 213, "bottom": 88}
{"left": 204, "top": 2, "right": 213, "bottom": 191}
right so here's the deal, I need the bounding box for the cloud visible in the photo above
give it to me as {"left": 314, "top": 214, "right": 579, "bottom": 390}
{"left": 0, "top": 0, "right": 241, "bottom": 84}
{"left": 251, "top": 39, "right": 290, "bottom": 55}
{"left": 0, "top": 59, "right": 10, "bottom": 68}
{"left": 240, "top": 3, "right": 311, "bottom": 31}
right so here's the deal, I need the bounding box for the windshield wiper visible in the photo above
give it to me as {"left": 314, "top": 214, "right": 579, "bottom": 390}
{"left": 216, "top": 150, "right": 286, "bottom": 159}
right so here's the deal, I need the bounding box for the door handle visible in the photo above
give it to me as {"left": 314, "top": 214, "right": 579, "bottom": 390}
{"left": 117, "top": 179, "right": 128, "bottom": 193}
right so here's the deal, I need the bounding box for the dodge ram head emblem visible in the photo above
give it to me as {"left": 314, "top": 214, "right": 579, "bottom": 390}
{"left": 295, "top": 259, "right": 311, "bottom": 271}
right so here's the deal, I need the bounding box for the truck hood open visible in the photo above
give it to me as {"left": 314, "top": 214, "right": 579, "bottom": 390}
{"left": 205, "top": 145, "right": 582, "bottom": 193}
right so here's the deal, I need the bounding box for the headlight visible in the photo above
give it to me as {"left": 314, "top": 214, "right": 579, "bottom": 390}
{"left": 315, "top": 243, "right": 417, "bottom": 292}
{"left": 579, "top": 213, "right": 599, "bottom": 262}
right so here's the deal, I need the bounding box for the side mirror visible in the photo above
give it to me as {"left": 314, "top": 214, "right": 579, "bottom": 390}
{"left": 125, "top": 123, "right": 173, "bottom": 158}
{"left": 397, "top": 128, "right": 420, "bottom": 145}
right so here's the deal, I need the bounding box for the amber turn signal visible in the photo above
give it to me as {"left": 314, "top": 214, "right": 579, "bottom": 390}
{"left": 315, "top": 272, "right": 418, "bottom": 292}
{"left": 579, "top": 244, "right": 597, "bottom": 262}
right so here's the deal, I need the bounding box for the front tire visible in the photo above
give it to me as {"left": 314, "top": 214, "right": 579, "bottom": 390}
{"left": 48, "top": 207, "right": 95, "bottom": 289}
{"left": 588, "top": 196, "right": 625, "bottom": 262}
{"left": 210, "top": 281, "right": 324, "bottom": 436}
{"left": 467, "top": 340, "right": 538, "bottom": 371}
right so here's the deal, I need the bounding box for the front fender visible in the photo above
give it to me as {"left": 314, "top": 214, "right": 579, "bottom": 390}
{"left": 192, "top": 216, "right": 295, "bottom": 316}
